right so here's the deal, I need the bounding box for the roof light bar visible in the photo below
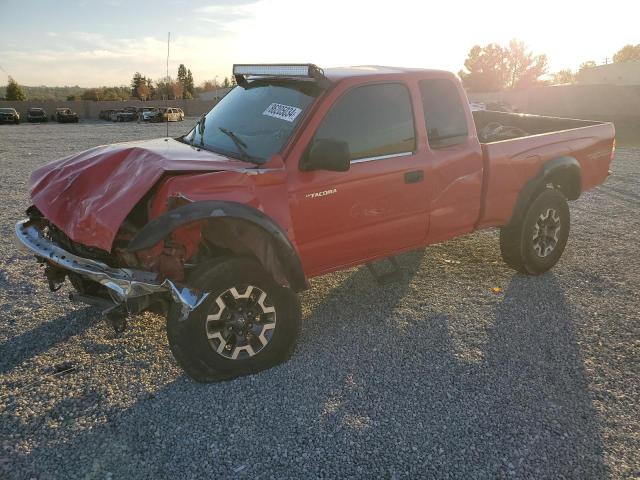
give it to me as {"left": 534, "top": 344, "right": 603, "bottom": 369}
{"left": 232, "top": 63, "right": 331, "bottom": 88}
{"left": 233, "top": 64, "right": 313, "bottom": 77}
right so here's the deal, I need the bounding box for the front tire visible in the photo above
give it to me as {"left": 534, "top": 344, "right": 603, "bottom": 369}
{"left": 166, "top": 257, "right": 301, "bottom": 382}
{"left": 500, "top": 188, "right": 570, "bottom": 275}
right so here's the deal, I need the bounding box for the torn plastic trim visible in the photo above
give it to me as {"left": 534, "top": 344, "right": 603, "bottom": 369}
{"left": 164, "top": 281, "right": 209, "bottom": 321}
{"left": 14, "top": 219, "right": 207, "bottom": 318}
{"left": 126, "top": 200, "right": 309, "bottom": 292}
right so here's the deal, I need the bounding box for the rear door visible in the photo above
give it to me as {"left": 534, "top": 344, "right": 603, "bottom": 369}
{"left": 418, "top": 78, "right": 484, "bottom": 242}
{"left": 288, "top": 82, "right": 429, "bottom": 275}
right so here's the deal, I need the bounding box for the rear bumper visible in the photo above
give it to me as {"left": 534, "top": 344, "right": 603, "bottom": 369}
{"left": 14, "top": 219, "right": 208, "bottom": 316}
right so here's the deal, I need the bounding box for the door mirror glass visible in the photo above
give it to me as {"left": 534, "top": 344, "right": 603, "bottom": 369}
{"left": 303, "top": 138, "right": 351, "bottom": 172}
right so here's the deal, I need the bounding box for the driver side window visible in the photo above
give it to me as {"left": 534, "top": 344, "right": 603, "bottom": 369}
{"left": 312, "top": 83, "right": 416, "bottom": 161}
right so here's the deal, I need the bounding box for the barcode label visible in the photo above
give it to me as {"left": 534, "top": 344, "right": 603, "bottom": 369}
{"left": 262, "top": 103, "right": 302, "bottom": 122}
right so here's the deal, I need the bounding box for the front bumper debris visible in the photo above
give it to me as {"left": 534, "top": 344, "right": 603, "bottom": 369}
{"left": 14, "top": 219, "right": 208, "bottom": 318}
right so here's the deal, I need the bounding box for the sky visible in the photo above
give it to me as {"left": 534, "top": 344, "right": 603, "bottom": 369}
{"left": 0, "top": 0, "right": 638, "bottom": 87}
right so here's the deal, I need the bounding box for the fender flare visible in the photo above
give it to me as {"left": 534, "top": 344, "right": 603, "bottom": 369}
{"left": 127, "top": 201, "right": 309, "bottom": 292}
{"left": 507, "top": 156, "right": 581, "bottom": 226}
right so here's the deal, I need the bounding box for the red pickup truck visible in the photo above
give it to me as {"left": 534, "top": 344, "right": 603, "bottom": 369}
{"left": 16, "top": 64, "right": 615, "bottom": 382}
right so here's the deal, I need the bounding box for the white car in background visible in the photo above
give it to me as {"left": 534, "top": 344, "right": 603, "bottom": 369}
{"left": 140, "top": 107, "right": 185, "bottom": 122}
{"left": 162, "top": 107, "right": 184, "bottom": 122}
{"left": 140, "top": 107, "right": 160, "bottom": 122}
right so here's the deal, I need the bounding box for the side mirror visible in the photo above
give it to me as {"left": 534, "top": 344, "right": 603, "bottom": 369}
{"left": 302, "top": 139, "right": 351, "bottom": 172}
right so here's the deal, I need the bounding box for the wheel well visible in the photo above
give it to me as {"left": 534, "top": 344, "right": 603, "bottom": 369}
{"left": 507, "top": 156, "right": 581, "bottom": 226}
{"left": 546, "top": 165, "right": 581, "bottom": 201}
{"left": 196, "top": 218, "right": 294, "bottom": 289}
{"left": 127, "top": 201, "right": 309, "bottom": 292}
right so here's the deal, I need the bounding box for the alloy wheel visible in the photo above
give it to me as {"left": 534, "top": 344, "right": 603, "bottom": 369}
{"left": 205, "top": 285, "right": 277, "bottom": 360}
{"left": 532, "top": 208, "right": 561, "bottom": 257}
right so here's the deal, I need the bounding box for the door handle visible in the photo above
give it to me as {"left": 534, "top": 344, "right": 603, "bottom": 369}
{"left": 404, "top": 170, "right": 424, "bottom": 184}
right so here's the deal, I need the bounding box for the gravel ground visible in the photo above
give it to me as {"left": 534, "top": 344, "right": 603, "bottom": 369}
{"left": 0, "top": 120, "right": 638, "bottom": 479}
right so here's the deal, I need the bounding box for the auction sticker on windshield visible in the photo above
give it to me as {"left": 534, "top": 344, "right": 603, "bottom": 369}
{"left": 263, "top": 103, "right": 302, "bottom": 122}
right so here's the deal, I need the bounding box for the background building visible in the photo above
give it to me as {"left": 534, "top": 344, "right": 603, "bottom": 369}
{"left": 577, "top": 62, "right": 640, "bottom": 86}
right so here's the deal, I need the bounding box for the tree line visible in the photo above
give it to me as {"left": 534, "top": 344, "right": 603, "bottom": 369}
{"left": 85, "top": 64, "right": 236, "bottom": 102}
{"left": 3, "top": 43, "right": 640, "bottom": 100}
{"left": 460, "top": 42, "right": 640, "bottom": 92}
{"left": 2, "top": 64, "right": 238, "bottom": 101}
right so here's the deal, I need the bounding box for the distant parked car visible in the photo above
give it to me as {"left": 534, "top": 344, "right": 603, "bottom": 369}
{"left": 27, "top": 108, "right": 48, "bottom": 123}
{"left": 147, "top": 108, "right": 165, "bottom": 123}
{"left": 55, "top": 108, "right": 79, "bottom": 123}
{"left": 161, "top": 107, "right": 184, "bottom": 122}
{"left": 0, "top": 108, "right": 20, "bottom": 124}
{"left": 99, "top": 109, "right": 116, "bottom": 121}
{"left": 141, "top": 107, "right": 162, "bottom": 122}
{"left": 114, "top": 107, "right": 137, "bottom": 122}
{"left": 147, "top": 107, "right": 183, "bottom": 122}
{"left": 138, "top": 107, "right": 159, "bottom": 122}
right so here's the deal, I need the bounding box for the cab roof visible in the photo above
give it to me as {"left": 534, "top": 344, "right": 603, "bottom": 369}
{"left": 234, "top": 63, "right": 452, "bottom": 87}
{"left": 322, "top": 65, "right": 449, "bottom": 81}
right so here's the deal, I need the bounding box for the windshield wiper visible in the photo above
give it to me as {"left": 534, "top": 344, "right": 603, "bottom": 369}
{"left": 218, "top": 127, "right": 263, "bottom": 164}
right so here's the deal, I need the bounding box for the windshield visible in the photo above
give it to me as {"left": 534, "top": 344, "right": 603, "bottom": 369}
{"left": 0, "top": 108, "right": 16, "bottom": 113}
{"left": 184, "top": 80, "right": 320, "bottom": 164}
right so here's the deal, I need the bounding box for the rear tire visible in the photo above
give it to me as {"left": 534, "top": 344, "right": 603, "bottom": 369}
{"left": 499, "top": 188, "right": 570, "bottom": 275}
{"left": 166, "top": 256, "right": 301, "bottom": 382}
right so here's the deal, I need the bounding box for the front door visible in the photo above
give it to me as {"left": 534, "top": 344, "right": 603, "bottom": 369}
{"left": 287, "top": 82, "right": 429, "bottom": 276}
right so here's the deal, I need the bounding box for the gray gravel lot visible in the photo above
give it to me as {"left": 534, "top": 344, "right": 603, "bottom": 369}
{"left": 0, "top": 120, "right": 638, "bottom": 479}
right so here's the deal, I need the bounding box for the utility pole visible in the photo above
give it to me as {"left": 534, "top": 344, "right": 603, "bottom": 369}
{"left": 166, "top": 32, "right": 170, "bottom": 138}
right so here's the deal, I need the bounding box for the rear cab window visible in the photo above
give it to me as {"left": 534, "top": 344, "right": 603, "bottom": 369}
{"left": 311, "top": 83, "right": 416, "bottom": 162}
{"left": 419, "top": 78, "right": 468, "bottom": 148}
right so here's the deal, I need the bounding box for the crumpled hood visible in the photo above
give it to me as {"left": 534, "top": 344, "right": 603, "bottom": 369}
{"left": 30, "top": 137, "right": 256, "bottom": 251}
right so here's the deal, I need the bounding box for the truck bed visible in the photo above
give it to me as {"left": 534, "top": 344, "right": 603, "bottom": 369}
{"left": 473, "top": 110, "right": 603, "bottom": 141}
{"left": 473, "top": 111, "right": 615, "bottom": 229}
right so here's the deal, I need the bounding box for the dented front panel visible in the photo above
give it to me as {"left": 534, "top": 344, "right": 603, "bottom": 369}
{"left": 29, "top": 137, "right": 261, "bottom": 252}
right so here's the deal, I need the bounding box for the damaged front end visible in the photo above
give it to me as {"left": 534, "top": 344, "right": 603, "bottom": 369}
{"left": 18, "top": 135, "right": 302, "bottom": 333}
{"left": 15, "top": 216, "right": 209, "bottom": 332}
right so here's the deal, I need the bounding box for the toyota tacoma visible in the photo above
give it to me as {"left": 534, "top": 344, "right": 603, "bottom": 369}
{"left": 15, "top": 64, "right": 615, "bottom": 382}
